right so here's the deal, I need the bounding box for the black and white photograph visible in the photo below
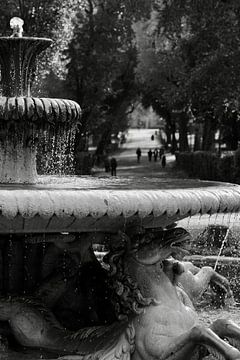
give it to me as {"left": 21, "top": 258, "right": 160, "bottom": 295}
{"left": 0, "top": 1, "right": 240, "bottom": 359}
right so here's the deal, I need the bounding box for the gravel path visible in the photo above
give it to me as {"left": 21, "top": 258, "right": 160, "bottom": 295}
{"left": 94, "top": 128, "right": 187, "bottom": 179}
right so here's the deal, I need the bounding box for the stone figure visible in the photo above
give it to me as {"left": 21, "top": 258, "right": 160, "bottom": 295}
{"left": 0, "top": 228, "right": 240, "bottom": 359}
{"left": 10, "top": 17, "right": 24, "bottom": 38}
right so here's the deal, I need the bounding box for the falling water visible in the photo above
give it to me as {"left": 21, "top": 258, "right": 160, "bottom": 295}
{"left": 36, "top": 127, "right": 76, "bottom": 176}
{"left": 214, "top": 227, "right": 230, "bottom": 271}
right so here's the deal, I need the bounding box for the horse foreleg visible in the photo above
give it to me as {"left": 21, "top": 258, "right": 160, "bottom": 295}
{"left": 210, "top": 270, "right": 233, "bottom": 297}
{"left": 179, "top": 266, "right": 214, "bottom": 301}
{"left": 180, "top": 265, "right": 232, "bottom": 302}
{"left": 210, "top": 319, "right": 240, "bottom": 351}
{"left": 143, "top": 325, "right": 240, "bottom": 360}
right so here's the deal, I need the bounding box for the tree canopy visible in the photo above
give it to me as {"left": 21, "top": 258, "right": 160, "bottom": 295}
{"left": 134, "top": 0, "right": 240, "bottom": 151}
{"left": 64, "top": 0, "right": 151, "bottom": 155}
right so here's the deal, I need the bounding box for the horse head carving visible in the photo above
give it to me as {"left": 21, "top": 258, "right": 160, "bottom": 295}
{"left": 103, "top": 227, "right": 191, "bottom": 319}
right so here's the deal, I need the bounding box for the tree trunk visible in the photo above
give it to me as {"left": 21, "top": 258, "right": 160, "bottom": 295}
{"left": 194, "top": 130, "right": 201, "bottom": 151}
{"left": 228, "top": 113, "right": 239, "bottom": 150}
{"left": 178, "top": 112, "right": 189, "bottom": 152}
{"left": 165, "top": 124, "right": 172, "bottom": 145}
{"left": 194, "top": 123, "right": 202, "bottom": 151}
{"left": 202, "top": 115, "right": 216, "bottom": 151}
{"left": 95, "top": 122, "right": 113, "bottom": 156}
{"left": 171, "top": 128, "right": 177, "bottom": 153}
{"left": 163, "top": 111, "right": 177, "bottom": 152}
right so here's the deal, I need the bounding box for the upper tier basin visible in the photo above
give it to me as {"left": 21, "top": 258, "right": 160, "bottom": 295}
{"left": 0, "top": 37, "right": 52, "bottom": 97}
{"left": 0, "top": 36, "right": 81, "bottom": 184}
{"left": 0, "top": 176, "right": 239, "bottom": 234}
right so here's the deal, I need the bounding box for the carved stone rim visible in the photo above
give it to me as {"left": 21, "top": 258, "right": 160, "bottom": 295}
{"left": 0, "top": 97, "right": 81, "bottom": 124}
{"left": 0, "top": 184, "right": 238, "bottom": 233}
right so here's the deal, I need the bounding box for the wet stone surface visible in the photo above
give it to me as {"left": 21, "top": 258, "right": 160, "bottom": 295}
{"left": 0, "top": 175, "right": 236, "bottom": 190}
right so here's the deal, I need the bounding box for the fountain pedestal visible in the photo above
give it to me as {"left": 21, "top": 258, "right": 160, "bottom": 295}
{"left": 0, "top": 37, "right": 81, "bottom": 183}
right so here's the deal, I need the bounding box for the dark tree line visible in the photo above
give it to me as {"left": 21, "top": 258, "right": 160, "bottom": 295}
{"left": 135, "top": 0, "right": 240, "bottom": 152}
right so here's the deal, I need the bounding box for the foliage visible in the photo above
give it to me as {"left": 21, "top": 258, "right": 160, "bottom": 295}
{"left": 218, "top": 155, "right": 235, "bottom": 183}
{"left": 219, "top": 107, "right": 240, "bottom": 151}
{"left": 176, "top": 148, "right": 240, "bottom": 183}
{"left": 65, "top": 0, "right": 152, "bottom": 159}
{"left": 176, "top": 151, "right": 219, "bottom": 180}
{"left": 134, "top": 1, "right": 240, "bottom": 151}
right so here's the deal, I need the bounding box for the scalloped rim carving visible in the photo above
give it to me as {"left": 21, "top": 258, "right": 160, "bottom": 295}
{"left": 0, "top": 183, "right": 239, "bottom": 233}
{"left": 0, "top": 97, "right": 81, "bottom": 124}
{"left": 0, "top": 184, "right": 239, "bottom": 221}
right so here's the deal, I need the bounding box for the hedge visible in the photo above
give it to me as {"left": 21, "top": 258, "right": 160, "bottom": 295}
{"left": 175, "top": 150, "right": 239, "bottom": 183}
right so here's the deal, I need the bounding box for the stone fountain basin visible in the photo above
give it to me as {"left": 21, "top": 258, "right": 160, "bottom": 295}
{"left": 0, "top": 176, "right": 239, "bottom": 234}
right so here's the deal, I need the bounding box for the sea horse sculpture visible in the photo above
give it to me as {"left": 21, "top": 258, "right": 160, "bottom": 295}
{"left": 0, "top": 228, "right": 240, "bottom": 359}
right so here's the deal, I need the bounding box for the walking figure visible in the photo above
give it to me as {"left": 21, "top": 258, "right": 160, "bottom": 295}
{"left": 110, "top": 157, "right": 117, "bottom": 176}
{"left": 136, "top": 147, "right": 141, "bottom": 163}
{"left": 151, "top": 134, "right": 154, "bottom": 141}
{"left": 161, "top": 154, "right": 166, "bottom": 168}
{"left": 159, "top": 147, "right": 164, "bottom": 159}
{"left": 153, "top": 148, "right": 158, "bottom": 162}
{"left": 148, "top": 149, "right": 152, "bottom": 162}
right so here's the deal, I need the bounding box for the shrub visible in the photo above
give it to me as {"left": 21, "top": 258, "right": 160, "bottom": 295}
{"left": 218, "top": 155, "right": 235, "bottom": 183}
{"left": 175, "top": 151, "right": 219, "bottom": 180}
{"left": 234, "top": 148, "right": 240, "bottom": 183}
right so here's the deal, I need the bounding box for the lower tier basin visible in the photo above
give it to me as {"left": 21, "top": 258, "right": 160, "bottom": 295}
{"left": 0, "top": 176, "right": 239, "bottom": 234}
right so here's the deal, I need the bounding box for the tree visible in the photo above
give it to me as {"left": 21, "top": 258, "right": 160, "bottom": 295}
{"left": 134, "top": 12, "right": 190, "bottom": 152}
{"left": 134, "top": 0, "right": 240, "bottom": 151}
{"left": 65, "top": 0, "right": 151, "bottom": 171}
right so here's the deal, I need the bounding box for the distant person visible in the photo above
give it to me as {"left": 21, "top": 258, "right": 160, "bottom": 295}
{"left": 136, "top": 147, "right": 141, "bottom": 163}
{"left": 153, "top": 148, "right": 158, "bottom": 162}
{"left": 151, "top": 134, "right": 154, "bottom": 141}
{"left": 110, "top": 157, "right": 117, "bottom": 176}
{"left": 161, "top": 154, "right": 166, "bottom": 168}
{"left": 148, "top": 149, "right": 153, "bottom": 162}
{"left": 159, "top": 147, "right": 164, "bottom": 159}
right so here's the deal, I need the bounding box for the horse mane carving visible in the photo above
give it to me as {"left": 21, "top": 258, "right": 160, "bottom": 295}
{"left": 103, "top": 232, "right": 157, "bottom": 320}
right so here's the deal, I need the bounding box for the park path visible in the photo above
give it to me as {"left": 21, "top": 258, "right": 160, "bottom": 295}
{"left": 94, "top": 128, "right": 185, "bottom": 178}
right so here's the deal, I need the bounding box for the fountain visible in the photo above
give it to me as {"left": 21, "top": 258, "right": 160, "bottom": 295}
{"left": 0, "top": 17, "right": 240, "bottom": 360}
